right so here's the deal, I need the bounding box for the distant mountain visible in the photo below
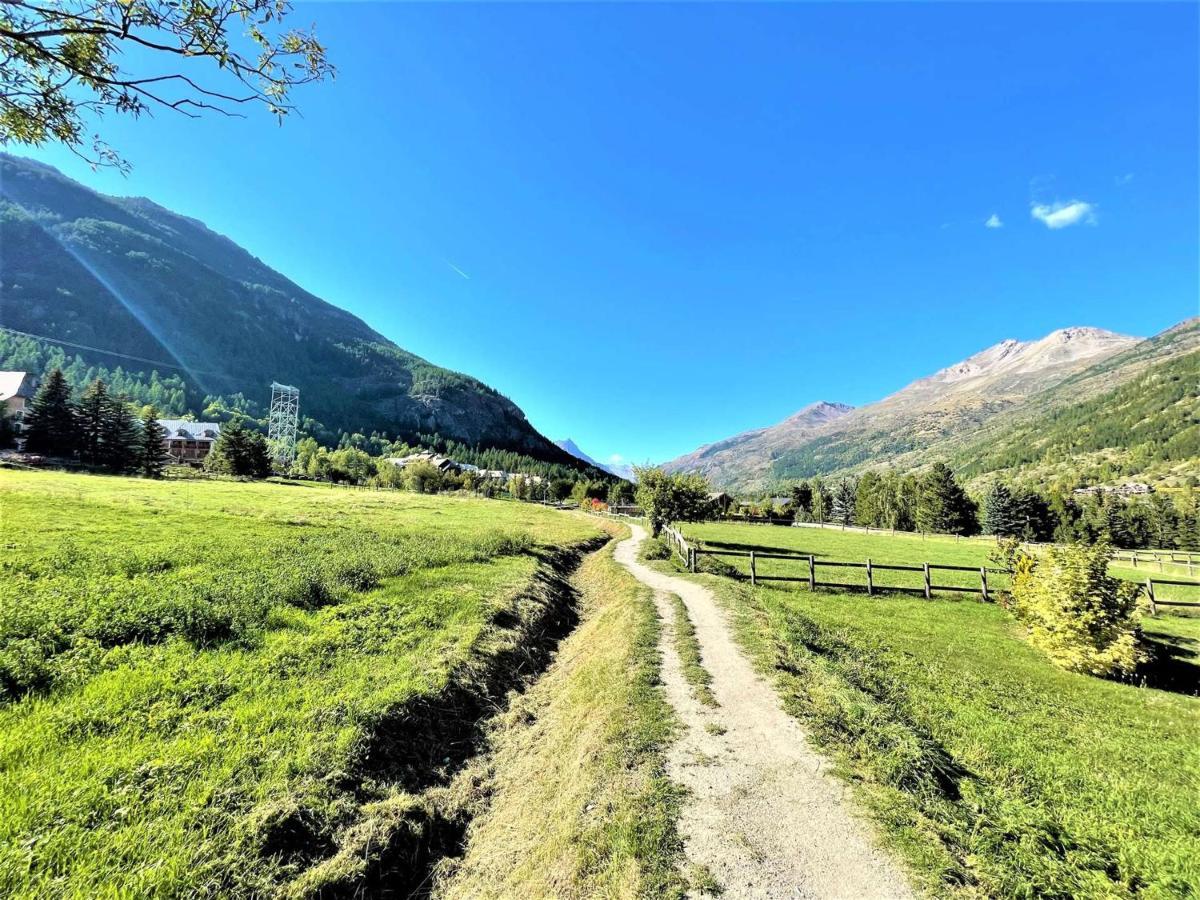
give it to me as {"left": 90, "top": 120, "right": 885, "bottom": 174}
{"left": 662, "top": 324, "right": 1197, "bottom": 493}
{"left": 0, "top": 154, "right": 580, "bottom": 465}
{"left": 556, "top": 438, "right": 636, "bottom": 481}
{"left": 663, "top": 401, "right": 853, "bottom": 487}
{"left": 948, "top": 319, "right": 1200, "bottom": 488}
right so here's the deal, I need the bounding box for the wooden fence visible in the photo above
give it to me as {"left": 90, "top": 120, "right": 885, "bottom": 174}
{"left": 661, "top": 525, "right": 1200, "bottom": 612}
{"left": 1114, "top": 550, "right": 1199, "bottom": 577}
{"left": 663, "top": 526, "right": 999, "bottom": 600}
{"left": 1142, "top": 578, "right": 1200, "bottom": 615}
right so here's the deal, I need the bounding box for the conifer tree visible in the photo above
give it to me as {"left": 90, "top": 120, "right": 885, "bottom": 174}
{"left": 138, "top": 408, "right": 169, "bottom": 478}
{"left": 75, "top": 379, "right": 110, "bottom": 465}
{"left": 915, "top": 462, "right": 978, "bottom": 535}
{"left": 204, "top": 417, "right": 272, "bottom": 478}
{"left": 0, "top": 409, "right": 15, "bottom": 450}
{"left": 21, "top": 368, "right": 77, "bottom": 457}
{"left": 831, "top": 478, "right": 857, "bottom": 527}
{"left": 982, "top": 483, "right": 1022, "bottom": 537}
{"left": 101, "top": 396, "right": 138, "bottom": 472}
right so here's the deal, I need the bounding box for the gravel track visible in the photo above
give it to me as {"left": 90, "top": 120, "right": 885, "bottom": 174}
{"left": 615, "top": 525, "right": 913, "bottom": 899}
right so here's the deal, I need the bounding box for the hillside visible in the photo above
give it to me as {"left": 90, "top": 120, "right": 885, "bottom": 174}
{"left": 665, "top": 323, "right": 1199, "bottom": 492}
{"left": 0, "top": 154, "right": 577, "bottom": 464}
{"left": 663, "top": 401, "right": 854, "bottom": 487}
{"left": 949, "top": 320, "right": 1200, "bottom": 488}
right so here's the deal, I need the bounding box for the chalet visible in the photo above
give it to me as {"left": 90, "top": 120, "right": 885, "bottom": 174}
{"left": 707, "top": 491, "right": 734, "bottom": 515}
{"left": 0, "top": 371, "right": 40, "bottom": 449}
{"left": 386, "top": 452, "right": 462, "bottom": 474}
{"left": 158, "top": 419, "right": 221, "bottom": 465}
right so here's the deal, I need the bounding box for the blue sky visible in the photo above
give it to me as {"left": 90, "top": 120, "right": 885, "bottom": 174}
{"left": 20, "top": 2, "right": 1199, "bottom": 466}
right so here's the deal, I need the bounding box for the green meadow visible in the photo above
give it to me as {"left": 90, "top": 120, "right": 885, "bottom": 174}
{"left": 658, "top": 520, "right": 1200, "bottom": 897}
{"left": 0, "top": 470, "right": 602, "bottom": 897}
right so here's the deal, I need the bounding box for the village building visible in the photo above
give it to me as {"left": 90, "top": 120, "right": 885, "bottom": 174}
{"left": 385, "top": 451, "right": 462, "bottom": 474}
{"left": 158, "top": 419, "right": 221, "bottom": 465}
{"left": 0, "top": 371, "right": 40, "bottom": 449}
{"left": 708, "top": 491, "right": 734, "bottom": 515}
{"left": 0, "top": 369, "right": 41, "bottom": 451}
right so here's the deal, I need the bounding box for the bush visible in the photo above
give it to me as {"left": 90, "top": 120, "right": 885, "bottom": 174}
{"left": 1009, "top": 540, "right": 1145, "bottom": 677}
{"left": 403, "top": 461, "right": 444, "bottom": 494}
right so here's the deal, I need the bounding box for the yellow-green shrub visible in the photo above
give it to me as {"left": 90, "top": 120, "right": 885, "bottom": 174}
{"left": 1010, "top": 541, "right": 1145, "bottom": 676}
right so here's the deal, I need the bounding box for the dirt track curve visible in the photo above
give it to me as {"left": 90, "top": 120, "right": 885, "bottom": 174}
{"left": 615, "top": 524, "right": 913, "bottom": 899}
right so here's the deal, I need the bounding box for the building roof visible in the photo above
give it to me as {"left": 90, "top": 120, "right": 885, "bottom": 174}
{"left": 158, "top": 420, "right": 222, "bottom": 440}
{"left": 0, "top": 371, "right": 37, "bottom": 403}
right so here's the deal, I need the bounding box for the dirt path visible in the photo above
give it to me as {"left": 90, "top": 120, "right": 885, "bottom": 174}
{"left": 615, "top": 525, "right": 913, "bottom": 899}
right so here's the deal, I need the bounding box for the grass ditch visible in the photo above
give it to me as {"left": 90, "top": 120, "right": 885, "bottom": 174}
{"left": 436, "top": 538, "right": 690, "bottom": 899}
{"left": 284, "top": 537, "right": 609, "bottom": 898}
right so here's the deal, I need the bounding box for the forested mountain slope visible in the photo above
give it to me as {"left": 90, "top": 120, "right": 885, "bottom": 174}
{"left": 665, "top": 321, "right": 1197, "bottom": 492}
{"left": 950, "top": 321, "right": 1200, "bottom": 488}
{"left": 0, "top": 154, "right": 576, "bottom": 462}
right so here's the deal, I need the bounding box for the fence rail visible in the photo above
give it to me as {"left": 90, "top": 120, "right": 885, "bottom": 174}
{"left": 685, "top": 543, "right": 999, "bottom": 601}
{"left": 660, "top": 526, "right": 1200, "bottom": 613}
{"left": 1142, "top": 577, "right": 1200, "bottom": 615}
{"left": 1115, "top": 550, "right": 1198, "bottom": 577}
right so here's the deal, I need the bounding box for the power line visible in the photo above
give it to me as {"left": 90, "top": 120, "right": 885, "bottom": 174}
{"left": 0, "top": 325, "right": 227, "bottom": 378}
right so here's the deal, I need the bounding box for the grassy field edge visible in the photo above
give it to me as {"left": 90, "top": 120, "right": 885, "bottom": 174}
{"left": 436, "top": 532, "right": 690, "bottom": 899}
{"left": 284, "top": 530, "right": 616, "bottom": 897}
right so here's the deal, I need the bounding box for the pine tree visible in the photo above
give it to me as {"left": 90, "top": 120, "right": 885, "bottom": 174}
{"left": 138, "top": 408, "right": 169, "bottom": 478}
{"left": 915, "top": 462, "right": 978, "bottom": 535}
{"left": 0, "top": 408, "right": 15, "bottom": 450}
{"left": 101, "top": 396, "right": 138, "bottom": 472}
{"left": 831, "top": 478, "right": 857, "bottom": 527}
{"left": 982, "top": 483, "right": 1022, "bottom": 537}
{"left": 204, "top": 417, "right": 272, "bottom": 478}
{"left": 21, "top": 368, "right": 78, "bottom": 457}
{"left": 75, "top": 379, "right": 110, "bottom": 465}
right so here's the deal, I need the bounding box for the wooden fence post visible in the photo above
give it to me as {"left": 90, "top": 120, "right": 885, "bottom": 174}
{"left": 923, "top": 563, "right": 932, "bottom": 600}
{"left": 1131, "top": 553, "right": 1138, "bottom": 569}
{"left": 1145, "top": 578, "right": 1157, "bottom": 616}
{"left": 689, "top": 547, "right": 696, "bottom": 573}
{"left": 750, "top": 551, "right": 757, "bottom": 586}
{"left": 808, "top": 555, "right": 815, "bottom": 591}
{"left": 980, "top": 567, "right": 989, "bottom": 602}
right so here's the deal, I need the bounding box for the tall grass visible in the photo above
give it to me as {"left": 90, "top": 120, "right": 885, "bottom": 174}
{"left": 0, "top": 470, "right": 602, "bottom": 897}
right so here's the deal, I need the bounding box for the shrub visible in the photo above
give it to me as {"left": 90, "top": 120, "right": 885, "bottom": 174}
{"left": 1009, "top": 540, "right": 1145, "bottom": 677}
{"left": 403, "top": 460, "right": 443, "bottom": 494}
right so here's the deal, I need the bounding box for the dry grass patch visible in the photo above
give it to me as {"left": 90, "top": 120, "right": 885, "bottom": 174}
{"left": 438, "top": 537, "right": 687, "bottom": 899}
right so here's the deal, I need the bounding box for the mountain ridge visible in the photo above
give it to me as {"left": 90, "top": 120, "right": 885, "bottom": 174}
{"left": 0, "top": 153, "right": 581, "bottom": 466}
{"left": 661, "top": 323, "right": 1199, "bottom": 492}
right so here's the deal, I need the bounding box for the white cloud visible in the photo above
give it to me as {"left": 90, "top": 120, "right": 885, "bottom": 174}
{"left": 1030, "top": 200, "right": 1096, "bottom": 229}
{"left": 985, "top": 213, "right": 1003, "bottom": 229}
{"left": 1116, "top": 172, "right": 1134, "bottom": 186}
{"left": 607, "top": 453, "right": 625, "bottom": 465}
